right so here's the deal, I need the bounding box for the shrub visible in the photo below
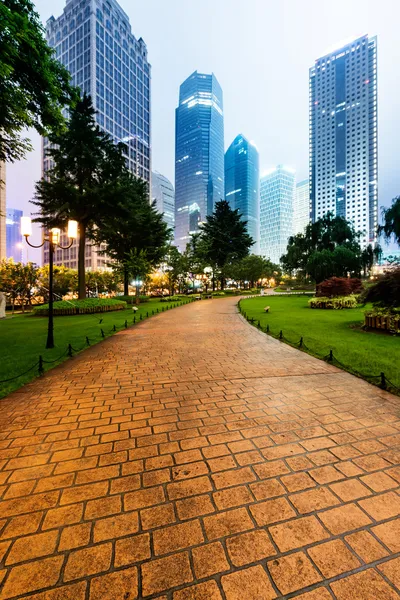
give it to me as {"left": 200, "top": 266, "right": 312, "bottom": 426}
{"left": 211, "top": 291, "right": 225, "bottom": 297}
{"left": 160, "top": 296, "right": 182, "bottom": 302}
{"left": 316, "top": 277, "right": 362, "bottom": 298}
{"left": 33, "top": 298, "right": 127, "bottom": 316}
{"left": 309, "top": 295, "right": 358, "bottom": 309}
{"left": 362, "top": 268, "right": 400, "bottom": 308}
{"left": 117, "top": 295, "right": 149, "bottom": 304}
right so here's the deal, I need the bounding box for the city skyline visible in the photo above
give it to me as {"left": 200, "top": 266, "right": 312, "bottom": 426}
{"left": 5, "top": 0, "right": 400, "bottom": 262}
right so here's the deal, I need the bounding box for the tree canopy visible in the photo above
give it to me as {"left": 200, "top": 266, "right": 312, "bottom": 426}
{"left": 0, "top": 0, "right": 76, "bottom": 162}
{"left": 379, "top": 196, "right": 400, "bottom": 247}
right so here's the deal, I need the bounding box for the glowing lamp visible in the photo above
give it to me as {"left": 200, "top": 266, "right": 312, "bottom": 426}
{"left": 21, "top": 216, "right": 32, "bottom": 237}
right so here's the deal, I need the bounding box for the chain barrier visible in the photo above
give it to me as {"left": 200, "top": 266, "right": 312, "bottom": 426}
{"left": 1, "top": 299, "right": 192, "bottom": 388}
{"left": 238, "top": 301, "right": 400, "bottom": 395}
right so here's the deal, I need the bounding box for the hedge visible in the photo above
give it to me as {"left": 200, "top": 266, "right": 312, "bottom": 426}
{"left": 33, "top": 298, "right": 127, "bottom": 316}
{"left": 117, "top": 295, "right": 149, "bottom": 304}
{"left": 309, "top": 295, "right": 358, "bottom": 310}
{"left": 160, "top": 296, "right": 183, "bottom": 302}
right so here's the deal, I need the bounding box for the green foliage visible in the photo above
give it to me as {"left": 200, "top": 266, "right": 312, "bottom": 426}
{"left": 308, "top": 295, "right": 358, "bottom": 309}
{"left": 33, "top": 298, "right": 127, "bottom": 316}
{"left": 0, "top": 0, "right": 76, "bottom": 162}
{"left": 160, "top": 296, "right": 182, "bottom": 302}
{"left": 228, "top": 255, "right": 281, "bottom": 287}
{"left": 33, "top": 94, "right": 126, "bottom": 299}
{"left": 362, "top": 268, "right": 400, "bottom": 309}
{"left": 281, "top": 212, "right": 364, "bottom": 282}
{"left": 378, "top": 196, "right": 400, "bottom": 246}
{"left": 36, "top": 265, "right": 77, "bottom": 302}
{"left": 0, "top": 258, "right": 38, "bottom": 310}
{"left": 117, "top": 295, "right": 149, "bottom": 304}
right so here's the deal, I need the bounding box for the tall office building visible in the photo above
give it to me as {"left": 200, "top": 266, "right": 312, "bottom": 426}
{"left": 294, "top": 179, "right": 310, "bottom": 235}
{"left": 175, "top": 71, "right": 224, "bottom": 252}
{"left": 6, "top": 209, "right": 23, "bottom": 263}
{"left": 259, "top": 165, "right": 295, "bottom": 264}
{"left": 152, "top": 171, "right": 175, "bottom": 233}
{"left": 309, "top": 35, "right": 377, "bottom": 245}
{"left": 225, "top": 134, "right": 259, "bottom": 253}
{"left": 0, "top": 163, "right": 5, "bottom": 261}
{"left": 44, "top": 0, "right": 151, "bottom": 269}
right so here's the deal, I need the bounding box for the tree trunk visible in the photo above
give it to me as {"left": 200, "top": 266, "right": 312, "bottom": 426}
{"left": 124, "top": 267, "right": 129, "bottom": 296}
{"left": 78, "top": 222, "right": 86, "bottom": 300}
{"left": 212, "top": 274, "right": 215, "bottom": 291}
{"left": 220, "top": 276, "right": 224, "bottom": 291}
{"left": 135, "top": 284, "right": 140, "bottom": 305}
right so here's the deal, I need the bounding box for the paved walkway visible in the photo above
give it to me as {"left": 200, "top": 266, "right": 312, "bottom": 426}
{"left": 0, "top": 298, "right": 400, "bottom": 600}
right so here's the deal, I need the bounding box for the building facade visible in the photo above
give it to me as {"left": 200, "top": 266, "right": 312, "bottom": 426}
{"left": 0, "top": 163, "right": 5, "bottom": 261}
{"left": 44, "top": 0, "right": 151, "bottom": 269}
{"left": 309, "top": 35, "right": 377, "bottom": 246}
{"left": 293, "top": 179, "right": 310, "bottom": 235}
{"left": 151, "top": 171, "right": 175, "bottom": 234}
{"left": 175, "top": 71, "right": 224, "bottom": 252}
{"left": 259, "top": 165, "right": 295, "bottom": 264}
{"left": 225, "top": 134, "right": 259, "bottom": 253}
{"left": 6, "top": 208, "right": 23, "bottom": 263}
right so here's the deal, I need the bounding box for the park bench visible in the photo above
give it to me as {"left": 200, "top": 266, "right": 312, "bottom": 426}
{"left": 195, "top": 295, "right": 202, "bottom": 300}
{"left": 204, "top": 294, "right": 212, "bottom": 299}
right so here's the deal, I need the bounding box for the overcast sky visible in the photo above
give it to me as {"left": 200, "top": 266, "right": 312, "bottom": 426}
{"left": 7, "top": 0, "right": 400, "bottom": 261}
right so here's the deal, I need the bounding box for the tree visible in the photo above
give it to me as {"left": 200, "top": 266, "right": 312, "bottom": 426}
{"left": 0, "top": 0, "right": 75, "bottom": 162}
{"left": 228, "top": 255, "right": 281, "bottom": 288}
{"left": 36, "top": 265, "right": 77, "bottom": 302}
{"left": 199, "top": 200, "right": 254, "bottom": 290}
{"left": 362, "top": 268, "right": 400, "bottom": 309}
{"left": 92, "top": 173, "right": 171, "bottom": 298}
{"left": 379, "top": 196, "right": 400, "bottom": 246}
{"left": 32, "top": 94, "right": 126, "bottom": 299}
{"left": 0, "top": 258, "right": 38, "bottom": 312}
{"left": 164, "top": 246, "right": 186, "bottom": 296}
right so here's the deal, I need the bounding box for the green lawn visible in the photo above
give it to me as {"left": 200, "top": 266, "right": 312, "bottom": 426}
{"left": 240, "top": 296, "right": 400, "bottom": 392}
{"left": 0, "top": 298, "right": 187, "bottom": 398}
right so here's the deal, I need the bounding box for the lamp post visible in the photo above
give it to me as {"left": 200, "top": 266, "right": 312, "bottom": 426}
{"left": 21, "top": 217, "right": 78, "bottom": 349}
{"left": 204, "top": 266, "right": 212, "bottom": 294}
{"left": 132, "top": 278, "right": 143, "bottom": 305}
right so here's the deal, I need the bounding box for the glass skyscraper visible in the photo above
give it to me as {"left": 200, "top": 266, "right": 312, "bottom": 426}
{"left": 259, "top": 165, "right": 295, "bottom": 264}
{"left": 152, "top": 171, "right": 175, "bottom": 234}
{"left": 44, "top": 0, "right": 151, "bottom": 269}
{"left": 175, "top": 71, "right": 224, "bottom": 252}
{"left": 293, "top": 179, "right": 310, "bottom": 235}
{"left": 310, "top": 35, "right": 377, "bottom": 245}
{"left": 6, "top": 208, "right": 23, "bottom": 263}
{"left": 225, "top": 134, "right": 259, "bottom": 253}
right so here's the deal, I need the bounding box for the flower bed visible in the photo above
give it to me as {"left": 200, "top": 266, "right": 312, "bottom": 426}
{"left": 33, "top": 298, "right": 127, "bottom": 316}
{"left": 364, "top": 310, "right": 400, "bottom": 334}
{"left": 309, "top": 295, "right": 358, "bottom": 309}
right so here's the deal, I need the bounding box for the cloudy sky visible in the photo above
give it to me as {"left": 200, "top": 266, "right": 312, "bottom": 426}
{"left": 7, "top": 0, "right": 400, "bottom": 261}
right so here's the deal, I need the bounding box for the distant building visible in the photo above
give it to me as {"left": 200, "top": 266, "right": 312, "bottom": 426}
{"left": 309, "top": 35, "right": 378, "bottom": 246}
{"left": 44, "top": 0, "right": 151, "bottom": 269}
{"left": 0, "top": 163, "right": 5, "bottom": 260}
{"left": 152, "top": 171, "right": 175, "bottom": 233}
{"left": 294, "top": 179, "right": 310, "bottom": 235}
{"left": 225, "top": 134, "right": 259, "bottom": 253}
{"left": 6, "top": 208, "right": 23, "bottom": 263}
{"left": 259, "top": 165, "right": 295, "bottom": 264}
{"left": 175, "top": 71, "right": 224, "bottom": 252}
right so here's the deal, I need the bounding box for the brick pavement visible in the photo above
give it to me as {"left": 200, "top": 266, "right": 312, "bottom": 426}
{"left": 0, "top": 297, "right": 399, "bottom": 599}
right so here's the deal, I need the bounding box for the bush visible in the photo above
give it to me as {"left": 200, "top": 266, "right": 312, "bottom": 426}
{"left": 117, "top": 295, "right": 149, "bottom": 304}
{"left": 316, "top": 277, "right": 362, "bottom": 298}
{"left": 362, "top": 268, "right": 400, "bottom": 308}
{"left": 309, "top": 295, "right": 358, "bottom": 309}
{"left": 33, "top": 298, "right": 127, "bottom": 316}
{"left": 160, "top": 296, "right": 183, "bottom": 302}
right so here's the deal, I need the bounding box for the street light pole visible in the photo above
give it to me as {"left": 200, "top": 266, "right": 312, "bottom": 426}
{"left": 21, "top": 217, "right": 78, "bottom": 349}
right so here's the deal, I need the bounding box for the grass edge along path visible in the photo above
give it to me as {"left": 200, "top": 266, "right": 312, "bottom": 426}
{"left": 239, "top": 296, "right": 400, "bottom": 396}
{"left": 0, "top": 298, "right": 194, "bottom": 399}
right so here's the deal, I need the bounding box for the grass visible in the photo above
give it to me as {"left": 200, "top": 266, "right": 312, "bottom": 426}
{"left": 240, "top": 295, "right": 400, "bottom": 392}
{"left": 0, "top": 298, "right": 189, "bottom": 399}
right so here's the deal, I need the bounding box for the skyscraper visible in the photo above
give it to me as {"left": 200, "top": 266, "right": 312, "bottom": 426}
{"left": 44, "top": 0, "right": 151, "bottom": 269}
{"left": 0, "top": 163, "right": 5, "bottom": 261}
{"left": 309, "top": 35, "right": 377, "bottom": 245}
{"left": 175, "top": 71, "right": 224, "bottom": 252}
{"left": 294, "top": 179, "right": 310, "bottom": 235}
{"left": 152, "top": 171, "right": 175, "bottom": 233}
{"left": 225, "top": 135, "right": 259, "bottom": 253}
{"left": 6, "top": 208, "right": 23, "bottom": 263}
{"left": 259, "top": 165, "right": 295, "bottom": 264}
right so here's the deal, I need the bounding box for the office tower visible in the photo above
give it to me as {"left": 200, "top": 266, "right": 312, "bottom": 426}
{"left": 6, "top": 208, "right": 23, "bottom": 263}
{"left": 294, "top": 179, "right": 310, "bottom": 235}
{"left": 152, "top": 171, "right": 175, "bottom": 233}
{"left": 259, "top": 165, "right": 295, "bottom": 264}
{"left": 309, "top": 34, "right": 377, "bottom": 245}
{"left": 175, "top": 71, "right": 224, "bottom": 252}
{"left": 44, "top": 0, "right": 151, "bottom": 269}
{"left": 225, "top": 134, "right": 259, "bottom": 253}
{"left": 0, "top": 163, "right": 5, "bottom": 260}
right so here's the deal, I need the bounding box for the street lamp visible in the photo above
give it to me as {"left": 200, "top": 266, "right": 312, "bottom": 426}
{"left": 21, "top": 217, "right": 78, "bottom": 349}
